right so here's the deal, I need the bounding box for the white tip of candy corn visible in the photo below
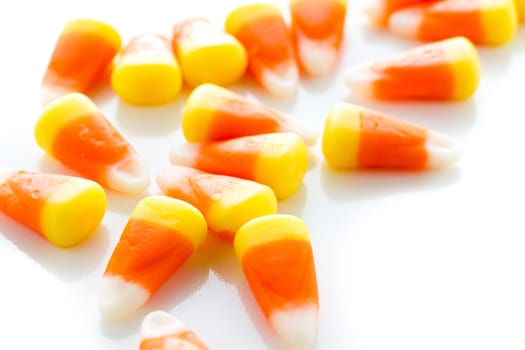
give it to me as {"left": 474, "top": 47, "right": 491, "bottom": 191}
{"left": 141, "top": 311, "right": 189, "bottom": 339}
{"left": 284, "top": 118, "right": 319, "bottom": 146}
{"left": 363, "top": 0, "right": 386, "bottom": 25}
{"left": 298, "top": 40, "right": 338, "bottom": 77}
{"left": 98, "top": 275, "right": 150, "bottom": 322}
{"left": 388, "top": 7, "right": 423, "bottom": 39}
{"left": 40, "top": 85, "right": 72, "bottom": 106}
{"left": 425, "top": 131, "right": 462, "bottom": 169}
{"left": 262, "top": 65, "right": 299, "bottom": 98}
{"left": 0, "top": 169, "right": 16, "bottom": 184}
{"left": 106, "top": 156, "right": 150, "bottom": 194}
{"left": 170, "top": 143, "right": 201, "bottom": 167}
{"left": 344, "top": 64, "right": 378, "bottom": 99}
{"left": 270, "top": 303, "right": 319, "bottom": 350}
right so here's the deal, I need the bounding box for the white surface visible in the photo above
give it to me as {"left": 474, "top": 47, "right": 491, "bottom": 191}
{"left": 1, "top": 1, "right": 525, "bottom": 349}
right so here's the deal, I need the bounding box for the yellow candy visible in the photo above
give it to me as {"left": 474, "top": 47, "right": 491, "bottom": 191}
{"left": 515, "top": 0, "right": 525, "bottom": 22}
{"left": 172, "top": 18, "right": 247, "bottom": 87}
{"left": 111, "top": 34, "right": 183, "bottom": 106}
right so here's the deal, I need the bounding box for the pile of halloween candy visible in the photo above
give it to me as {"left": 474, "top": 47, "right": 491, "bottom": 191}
{"left": 1, "top": 0, "right": 523, "bottom": 348}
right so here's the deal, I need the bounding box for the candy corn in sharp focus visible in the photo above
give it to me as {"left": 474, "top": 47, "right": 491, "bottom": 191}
{"left": 388, "top": 0, "right": 518, "bottom": 46}
{"left": 290, "top": 0, "right": 348, "bottom": 76}
{"left": 345, "top": 37, "right": 480, "bottom": 101}
{"left": 322, "top": 103, "right": 461, "bottom": 170}
{"left": 170, "top": 133, "right": 307, "bottom": 199}
{"left": 99, "top": 196, "right": 207, "bottom": 322}
{"left": 225, "top": 4, "right": 299, "bottom": 97}
{"left": 235, "top": 215, "right": 319, "bottom": 349}
{"left": 0, "top": 170, "right": 106, "bottom": 247}
{"left": 157, "top": 165, "right": 277, "bottom": 242}
{"left": 35, "top": 93, "right": 150, "bottom": 194}
{"left": 172, "top": 18, "right": 247, "bottom": 87}
{"left": 140, "top": 311, "right": 208, "bottom": 350}
{"left": 182, "top": 84, "right": 317, "bottom": 145}
{"left": 111, "top": 34, "right": 182, "bottom": 106}
{"left": 41, "top": 18, "right": 121, "bottom": 105}
{"left": 364, "top": 0, "right": 432, "bottom": 26}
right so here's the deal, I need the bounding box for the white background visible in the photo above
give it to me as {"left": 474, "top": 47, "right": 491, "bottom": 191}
{"left": 1, "top": 1, "right": 524, "bottom": 349}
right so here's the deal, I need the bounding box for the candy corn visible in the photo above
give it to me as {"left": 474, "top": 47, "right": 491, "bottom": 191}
{"left": 182, "top": 84, "right": 317, "bottom": 145}
{"left": 170, "top": 133, "right": 308, "bottom": 199}
{"left": 290, "top": 0, "right": 348, "bottom": 76}
{"left": 345, "top": 37, "right": 480, "bottom": 101}
{"left": 322, "top": 103, "right": 461, "bottom": 170}
{"left": 157, "top": 165, "right": 277, "bottom": 242}
{"left": 41, "top": 18, "right": 121, "bottom": 105}
{"left": 99, "top": 196, "right": 207, "bottom": 322}
{"left": 111, "top": 34, "right": 182, "bottom": 106}
{"left": 140, "top": 311, "right": 208, "bottom": 350}
{"left": 388, "top": 0, "right": 518, "bottom": 46}
{"left": 225, "top": 3, "right": 299, "bottom": 97}
{"left": 0, "top": 170, "right": 106, "bottom": 247}
{"left": 515, "top": 0, "right": 525, "bottom": 22}
{"left": 172, "top": 18, "right": 247, "bottom": 87}
{"left": 34, "top": 93, "right": 150, "bottom": 194}
{"left": 364, "top": 0, "right": 431, "bottom": 26}
{"left": 235, "top": 214, "right": 319, "bottom": 349}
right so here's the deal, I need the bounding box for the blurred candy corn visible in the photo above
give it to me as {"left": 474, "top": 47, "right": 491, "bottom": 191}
{"left": 99, "top": 196, "right": 207, "bottom": 322}
{"left": 34, "top": 93, "right": 150, "bottom": 194}
{"left": 388, "top": 0, "right": 518, "bottom": 46}
{"left": 225, "top": 3, "right": 299, "bottom": 97}
{"left": 364, "top": 0, "right": 432, "bottom": 26}
{"left": 170, "top": 133, "right": 308, "bottom": 199}
{"left": 0, "top": 170, "right": 106, "bottom": 247}
{"left": 111, "top": 34, "right": 183, "bottom": 106}
{"left": 41, "top": 18, "right": 121, "bottom": 105}
{"left": 515, "top": 0, "right": 525, "bottom": 22}
{"left": 157, "top": 165, "right": 277, "bottom": 242}
{"left": 345, "top": 37, "right": 480, "bottom": 101}
{"left": 235, "top": 214, "right": 319, "bottom": 349}
{"left": 290, "top": 0, "right": 348, "bottom": 76}
{"left": 140, "top": 311, "right": 208, "bottom": 350}
{"left": 172, "top": 18, "right": 247, "bottom": 87}
{"left": 322, "top": 103, "right": 461, "bottom": 170}
{"left": 182, "top": 84, "right": 317, "bottom": 145}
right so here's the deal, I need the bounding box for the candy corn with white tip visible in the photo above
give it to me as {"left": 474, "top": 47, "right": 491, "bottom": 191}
{"left": 290, "top": 0, "right": 348, "bottom": 76}
{"left": 41, "top": 18, "right": 121, "bottom": 105}
{"left": 140, "top": 311, "right": 208, "bottom": 350}
{"left": 364, "top": 0, "right": 431, "bottom": 26}
{"left": 111, "top": 34, "right": 182, "bottom": 106}
{"left": 34, "top": 93, "right": 150, "bottom": 194}
{"left": 514, "top": 0, "right": 525, "bottom": 22}
{"left": 225, "top": 3, "right": 299, "bottom": 97}
{"left": 172, "top": 18, "right": 247, "bottom": 87}
{"left": 322, "top": 103, "right": 461, "bottom": 170}
{"left": 0, "top": 170, "right": 106, "bottom": 247}
{"left": 345, "top": 37, "right": 480, "bottom": 101}
{"left": 157, "top": 165, "right": 277, "bottom": 242}
{"left": 170, "top": 133, "right": 307, "bottom": 199}
{"left": 99, "top": 196, "right": 207, "bottom": 322}
{"left": 388, "top": 0, "right": 518, "bottom": 46}
{"left": 234, "top": 214, "right": 319, "bottom": 349}
{"left": 182, "top": 84, "right": 318, "bottom": 145}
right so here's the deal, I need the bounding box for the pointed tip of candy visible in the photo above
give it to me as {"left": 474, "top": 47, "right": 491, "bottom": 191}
{"left": 40, "top": 84, "right": 73, "bottom": 107}
{"left": 270, "top": 303, "right": 319, "bottom": 350}
{"left": 284, "top": 119, "right": 319, "bottom": 146}
{"left": 170, "top": 143, "right": 201, "bottom": 167}
{"left": 344, "top": 65, "right": 377, "bottom": 100}
{"left": 388, "top": 7, "right": 423, "bottom": 39}
{"left": 106, "top": 156, "right": 150, "bottom": 194}
{"left": 141, "top": 311, "right": 188, "bottom": 339}
{"left": 156, "top": 165, "right": 196, "bottom": 193}
{"left": 426, "top": 131, "right": 462, "bottom": 169}
{"left": 261, "top": 65, "right": 299, "bottom": 98}
{"left": 297, "top": 40, "right": 338, "bottom": 77}
{"left": 98, "top": 275, "right": 150, "bottom": 322}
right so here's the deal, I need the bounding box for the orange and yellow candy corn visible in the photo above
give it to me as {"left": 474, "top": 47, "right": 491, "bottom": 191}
{"left": 235, "top": 214, "right": 319, "bottom": 349}
{"left": 322, "top": 103, "right": 461, "bottom": 170}
{"left": 140, "top": 311, "right": 208, "bottom": 350}
{"left": 170, "top": 133, "right": 307, "bottom": 199}
{"left": 364, "top": 0, "right": 431, "bottom": 26}
{"left": 98, "top": 196, "right": 207, "bottom": 322}
{"left": 345, "top": 37, "right": 480, "bottom": 101}
{"left": 290, "top": 0, "right": 348, "bottom": 76}
{"left": 157, "top": 165, "right": 277, "bottom": 242}
{"left": 0, "top": 170, "right": 106, "bottom": 247}
{"left": 182, "top": 84, "right": 317, "bottom": 145}
{"left": 388, "top": 0, "right": 518, "bottom": 46}
{"left": 41, "top": 18, "right": 121, "bottom": 105}
{"left": 35, "top": 93, "right": 150, "bottom": 194}
{"left": 515, "top": 0, "right": 525, "bottom": 22}
{"left": 225, "top": 3, "right": 299, "bottom": 97}
{"left": 111, "top": 34, "right": 182, "bottom": 106}
{"left": 172, "top": 18, "right": 247, "bottom": 87}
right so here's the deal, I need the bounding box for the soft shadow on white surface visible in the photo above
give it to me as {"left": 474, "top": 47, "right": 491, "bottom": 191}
{"left": 105, "top": 191, "right": 145, "bottom": 216}
{"left": 0, "top": 217, "right": 110, "bottom": 281}
{"left": 277, "top": 185, "right": 307, "bottom": 217}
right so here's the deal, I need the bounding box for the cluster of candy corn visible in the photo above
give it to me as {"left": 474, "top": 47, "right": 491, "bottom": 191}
{"left": 366, "top": 0, "right": 521, "bottom": 46}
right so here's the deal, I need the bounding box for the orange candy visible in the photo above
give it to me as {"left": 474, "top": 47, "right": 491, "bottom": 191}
{"left": 364, "top": 0, "right": 432, "bottom": 26}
